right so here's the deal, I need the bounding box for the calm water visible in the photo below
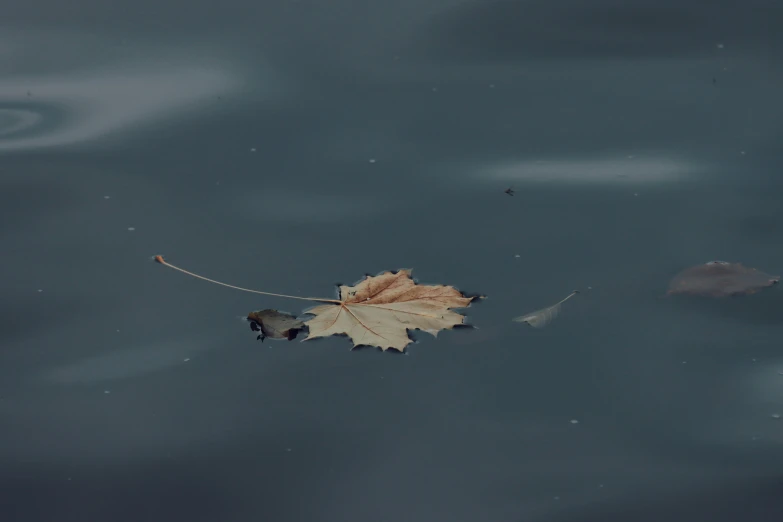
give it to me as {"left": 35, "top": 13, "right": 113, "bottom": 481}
{"left": 2, "top": 1, "right": 783, "bottom": 521}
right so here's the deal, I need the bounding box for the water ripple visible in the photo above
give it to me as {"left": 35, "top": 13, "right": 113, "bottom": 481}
{"left": 0, "top": 65, "right": 241, "bottom": 151}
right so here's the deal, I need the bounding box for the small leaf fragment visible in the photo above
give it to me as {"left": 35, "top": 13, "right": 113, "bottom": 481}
{"left": 248, "top": 309, "right": 305, "bottom": 342}
{"left": 513, "top": 291, "right": 579, "bottom": 328}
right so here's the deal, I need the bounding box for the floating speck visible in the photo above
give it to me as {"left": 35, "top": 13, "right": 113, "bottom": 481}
{"left": 717, "top": 43, "right": 724, "bottom": 49}
{"left": 127, "top": 227, "right": 135, "bottom": 232}
{"left": 553, "top": 496, "right": 560, "bottom": 501}
{"left": 598, "top": 484, "right": 604, "bottom": 488}
{"left": 682, "top": 361, "right": 687, "bottom": 364}
{"left": 587, "top": 286, "right": 592, "bottom": 290}
{"left": 514, "top": 254, "right": 521, "bottom": 258}
{"left": 183, "top": 358, "right": 191, "bottom": 362}
{"left": 432, "top": 87, "right": 438, "bottom": 92}
{"left": 752, "top": 358, "right": 757, "bottom": 362}
{"left": 104, "top": 195, "right": 110, "bottom": 199}
{"left": 104, "top": 390, "right": 111, "bottom": 394}
{"left": 285, "top": 448, "right": 292, "bottom": 452}
{"left": 633, "top": 193, "right": 639, "bottom": 197}
{"left": 37, "top": 289, "right": 43, "bottom": 293}
{"left": 250, "top": 148, "right": 256, "bottom": 152}
{"left": 771, "top": 413, "right": 781, "bottom": 419}
{"left": 741, "top": 151, "right": 746, "bottom": 155}
{"left": 627, "top": 155, "right": 635, "bottom": 159}
{"left": 570, "top": 419, "right": 579, "bottom": 424}
{"left": 489, "top": 84, "right": 495, "bottom": 88}
{"left": 369, "top": 158, "right": 376, "bottom": 163}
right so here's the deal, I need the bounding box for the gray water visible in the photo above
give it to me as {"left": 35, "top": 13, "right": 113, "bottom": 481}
{"left": 2, "top": 1, "right": 783, "bottom": 521}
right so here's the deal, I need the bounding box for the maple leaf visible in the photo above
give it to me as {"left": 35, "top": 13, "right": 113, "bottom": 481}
{"left": 154, "top": 256, "right": 477, "bottom": 352}
{"left": 303, "top": 269, "right": 475, "bottom": 351}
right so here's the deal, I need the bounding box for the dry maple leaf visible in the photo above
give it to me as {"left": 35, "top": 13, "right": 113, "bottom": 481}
{"left": 154, "top": 256, "right": 477, "bottom": 352}
{"left": 303, "top": 269, "right": 475, "bottom": 351}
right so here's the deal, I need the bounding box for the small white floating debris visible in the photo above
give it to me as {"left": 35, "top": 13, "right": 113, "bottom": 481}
{"left": 369, "top": 158, "right": 376, "bottom": 163}
{"left": 183, "top": 358, "right": 191, "bottom": 362}
{"left": 598, "top": 484, "right": 604, "bottom": 488}
{"left": 627, "top": 155, "right": 635, "bottom": 159}
{"left": 587, "top": 286, "right": 592, "bottom": 290}
{"left": 682, "top": 361, "right": 687, "bottom": 364}
{"left": 553, "top": 496, "right": 560, "bottom": 500}
{"left": 633, "top": 193, "right": 639, "bottom": 197}
{"left": 285, "top": 448, "right": 292, "bottom": 452}
{"left": 741, "top": 151, "right": 746, "bottom": 155}
{"left": 104, "top": 390, "right": 111, "bottom": 394}
{"left": 489, "top": 84, "right": 495, "bottom": 88}
{"left": 37, "top": 289, "right": 43, "bottom": 293}
{"left": 104, "top": 195, "right": 110, "bottom": 199}
{"left": 250, "top": 148, "right": 256, "bottom": 152}
{"left": 771, "top": 413, "right": 781, "bottom": 419}
{"left": 127, "top": 227, "right": 135, "bottom": 231}
{"left": 717, "top": 43, "right": 724, "bottom": 49}
{"left": 570, "top": 419, "right": 579, "bottom": 424}
{"left": 514, "top": 254, "right": 521, "bottom": 258}
{"left": 752, "top": 358, "right": 757, "bottom": 362}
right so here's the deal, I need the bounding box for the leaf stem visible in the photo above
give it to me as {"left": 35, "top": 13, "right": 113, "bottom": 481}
{"left": 154, "top": 255, "right": 340, "bottom": 304}
{"left": 557, "top": 290, "right": 580, "bottom": 305}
